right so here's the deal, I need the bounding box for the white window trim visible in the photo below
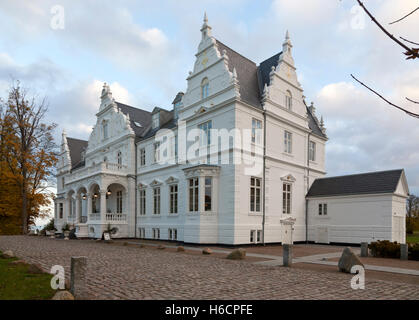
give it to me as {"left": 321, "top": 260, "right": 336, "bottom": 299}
{"left": 250, "top": 177, "right": 262, "bottom": 214}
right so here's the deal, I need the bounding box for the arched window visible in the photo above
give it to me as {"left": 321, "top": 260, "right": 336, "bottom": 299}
{"left": 201, "top": 78, "right": 209, "bottom": 99}
{"left": 117, "top": 151, "right": 122, "bottom": 167}
{"left": 285, "top": 90, "right": 292, "bottom": 110}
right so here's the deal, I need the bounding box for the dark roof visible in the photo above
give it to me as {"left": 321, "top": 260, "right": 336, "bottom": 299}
{"left": 116, "top": 102, "right": 152, "bottom": 138}
{"left": 307, "top": 169, "right": 404, "bottom": 198}
{"left": 216, "top": 40, "right": 262, "bottom": 108}
{"left": 172, "top": 92, "right": 184, "bottom": 105}
{"left": 306, "top": 104, "right": 327, "bottom": 139}
{"left": 67, "top": 138, "right": 88, "bottom": 168}
{"left": 258, "top": 52, "right": 281, "bottom": 93}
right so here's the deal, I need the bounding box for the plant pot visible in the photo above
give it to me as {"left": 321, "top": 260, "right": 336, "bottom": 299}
{"left": 64, "top": 231, "right": 70, "bottom": 240}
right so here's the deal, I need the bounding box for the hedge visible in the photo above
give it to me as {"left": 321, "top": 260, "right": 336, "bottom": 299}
{"left": 369, "top": 240, "right": 419, "bottom": 260}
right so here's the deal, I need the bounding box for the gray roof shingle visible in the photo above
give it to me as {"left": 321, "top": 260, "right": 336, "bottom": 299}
{"left": 307, "top": 169, "right": 404, "bottom": 198}
{"left": 66, "top": 138, "right": 88, "bottom": 168}
{"left": 116, "top": 102, "right": 152, "bottom": 138}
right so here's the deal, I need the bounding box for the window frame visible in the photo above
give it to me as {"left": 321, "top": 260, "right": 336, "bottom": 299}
{"left": 116, "top": 190, "right": 123, "bottom": 214}
{"left": 140, "top": 148, "right": 146, "bottom": 166}
{"left": 250, "top": 177, "right": 262, "bottom": 213}
{"left": 285, "top": 90, "right": 292, "bottom": 110}
{"left": 201, "top": 78, "right": 209, "bottom": 99}
{"left": 139, "top": 189, "right": 146, "bottom": 215}
{"left": 309, "top": 141, "right": 316, "bottom": 162}
{"left": 153, "top": 187, "right": 161, "bottom": 215}
{"left": 198, "top": 120, "right": 212, "bottom": 147}
{"left": 204, "top": 177, "right": 212, "bottom": 212}
{"left": 169, "top": 184, "right": 178, "bottom": 214}
{"left": 188, "top": 178, "right": 199, "bottom": 212}
{"left": 284, "top": 131, "right": 293, "bottom": 154}
{"left": 251, "top": 118, "right": 262, "bottom": 144}
{"left": 282, "top": 183, "right": 292, "bottom": 214}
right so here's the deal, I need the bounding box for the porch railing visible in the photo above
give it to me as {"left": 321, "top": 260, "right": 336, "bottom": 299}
{"left": 66, "top": 162, "right": 129, "bottom": 184}
{"left": 79, "top": 216, "right": 87, "bottom": 224}
{"left": 89, "top": 213, "right": 101, "bottom": 221}
{"left": 106, "top": 213, "right": 127, "bottom": 222}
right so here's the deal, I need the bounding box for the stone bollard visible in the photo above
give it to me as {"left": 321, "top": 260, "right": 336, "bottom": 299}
{"left": 360, "top": 242, "right": 368, "bottom": 257}
{"left": 283, "top": 244, "right": 293, "bottom": 267}
{"left": 400, "top": 244, "right": 408, "bottom": 261}
{"left": 70, "top": 257, "right": 88, "bottom": 300}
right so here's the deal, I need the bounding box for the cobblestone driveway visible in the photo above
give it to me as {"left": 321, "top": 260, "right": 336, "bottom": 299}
{"left": 1, "top": 236, "right": 418, "bottom": 300}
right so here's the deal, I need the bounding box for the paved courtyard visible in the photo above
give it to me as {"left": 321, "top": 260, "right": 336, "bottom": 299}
{"left": 1, "top": 236, "right": 419, "bottom": 300}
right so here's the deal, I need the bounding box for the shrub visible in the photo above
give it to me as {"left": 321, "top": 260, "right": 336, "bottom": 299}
{"left": 41, "top": 218, "right": 55, "bottom": 232}
{"left": 409, "top": 243, "right": 419, "bottom": 261}
{"left": 369, "top": 240, "right": 400, "bottom": 259}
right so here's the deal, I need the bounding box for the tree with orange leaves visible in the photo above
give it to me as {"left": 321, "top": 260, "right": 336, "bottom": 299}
{"left": 0, "top": 81, "right": 57, "bottom": 234}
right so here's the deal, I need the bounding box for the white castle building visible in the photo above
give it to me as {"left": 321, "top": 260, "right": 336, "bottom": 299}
{"left": 54, "top": 15, "right": 408, "bottom": 245}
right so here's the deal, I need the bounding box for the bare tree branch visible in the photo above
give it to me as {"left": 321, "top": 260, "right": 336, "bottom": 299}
{"left": 351, "top": 74, "right": 419, "bottom": 119}
{"left": 400, "top": 36, "right": 419, "bottom": 46}
{"left": 356, "top": 0, "right": 419, "bottom": 60}
{"left": 389, "top": 6, "right": 419, "bottom": 25}
{"left": 406, "top": 97, "right": 419, "bottom": 105}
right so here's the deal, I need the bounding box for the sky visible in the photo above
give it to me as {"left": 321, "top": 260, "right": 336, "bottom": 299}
{"left": 0, "top": 0, "right": 418, "bottom": 224}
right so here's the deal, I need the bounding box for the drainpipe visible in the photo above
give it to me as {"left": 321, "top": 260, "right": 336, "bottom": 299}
{"left": 305, "top": 133, "right": 311, "bottom": 244}
{"left": 134, "top": 143, "right": 138, "bottom": 239}
{"left": 262, "top": 108, "right": 267, "bottom": 246}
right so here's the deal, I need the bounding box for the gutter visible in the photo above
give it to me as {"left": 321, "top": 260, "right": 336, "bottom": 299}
{"left": 134, "top": 144, "right": 138, "bottom": 238}
{"left": 305, "top": 132, "right": 311, "bottom": 244}
{"left": 262, "top": 106, "right": 267, "bottom": 246}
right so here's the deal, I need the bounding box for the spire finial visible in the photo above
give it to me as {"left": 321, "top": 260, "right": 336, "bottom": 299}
{"left": 201, "top": 11, "right": 212, "bottom": 38}
{"left": 285, "top": 30, "right": 290, "bottom": 40}
{"left": 204, "top": 12, "right": 208, "bottom": 24}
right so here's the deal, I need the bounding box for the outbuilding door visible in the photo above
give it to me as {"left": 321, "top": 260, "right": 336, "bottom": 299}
{"left": 316, "top": 226, "right": 329, "bottom": 244}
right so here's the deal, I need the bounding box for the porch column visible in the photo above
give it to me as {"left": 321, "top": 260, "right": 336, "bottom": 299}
{"left": 75, "top": 195, "right": 81, "bottom": 224}
{"left": 65, "top": 196, "right": 71, "bottom": 223}
{"left": 87, "top": 193, "right": 92, "bottom": 219}
{"left": 100, "top": 190, "right": 107, "bottom": 223}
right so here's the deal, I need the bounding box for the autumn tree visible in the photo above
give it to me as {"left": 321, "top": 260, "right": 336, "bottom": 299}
{"left": 0, "top": 81, "right": 57, "bottom": 234}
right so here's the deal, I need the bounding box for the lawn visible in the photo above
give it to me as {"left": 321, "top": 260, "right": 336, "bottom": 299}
{"left": 0, "top": 251, "right": 55, "bottom": 300}
{"left": 407, "top": 231, "right": 419, "bottom": 244}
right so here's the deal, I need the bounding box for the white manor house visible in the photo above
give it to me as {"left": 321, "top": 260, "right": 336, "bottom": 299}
{"left": 55, "top": 16, "right": 409, "bottom": 245}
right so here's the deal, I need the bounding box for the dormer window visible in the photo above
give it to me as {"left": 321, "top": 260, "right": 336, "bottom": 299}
{"left": 102, "top": 120, "right": 109, "bottom": 139}
{"left": 201, "top": 78, "right": 209, "bottom": 99}
{"left": 285, "top": 90, "right": 292, "bottom": 110}
{"left": 152, "top": 113, "right": 160, "bottom": 130}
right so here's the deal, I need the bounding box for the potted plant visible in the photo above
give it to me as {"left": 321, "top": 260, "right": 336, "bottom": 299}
{"left": 42, "top": 218, "right": 56, "bottom": 238}
{"left": 62, "top": 223, "right": 70, "bottom": 240}
{"left": 102, "top": 223, "right": 117, "bottom": 242}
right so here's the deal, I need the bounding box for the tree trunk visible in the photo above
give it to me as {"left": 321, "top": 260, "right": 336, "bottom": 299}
{"left": 21, "top": 171, "right": 28, "bottom": 235}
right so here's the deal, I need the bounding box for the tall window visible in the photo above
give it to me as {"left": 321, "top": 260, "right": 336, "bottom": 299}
{"left": 139, "top": 189, "right": 146, "bottom": 215}
{"left": 117, "top": 151, "right": 122, "bottom": 167}
{"left": 154, "top": 142, "right": 160, "bottom": 163}
{"left": 284, "top": 131, "right": 292, "bottom": 154}
{"left": 153, "top": 187, "right": 161, "bottom": 215}
{"left": 250, "top": 177, "right": 261, "bottom": 212}
{"left": 169, "top": 184, "right": 178, "bottom": 214}
{"left": 198, "top": 120, "right": 212, "bottom": 146}
{"left": 59, "top": 203, "right": 63, "bottom": 219}
{"left": 309, "top": 141, "right": 316, "bottom": 162}
{"left": 252, "top": 119, "right": 262, "bottom": 144}
{"left": 103, "top": 121, "right": 108, "bottom": 139}
{"left": 285, "top": 90, "right": 292, "bottom": 110}
{"left": 92, "top": 194, "right": 98, "bottom": 213}
{"left": 283, "top": 183, "right": 292, "bottom": 214}
{"left": 116, "top": 191, "right": 123, "bottom": 214}
{"left": 169, "top": 228, "right": 178, "bottom": 240}
{"left": 319, "top": 203, "right": 328, "bottom": 216}
{"left": 169, "top": 136, "right": 177, "bottom": 159}
{"left": 140, "top": 148, "right": 146, "bottom": 166}
{"left": 189, "top": 178, "right": 199, "bottom": 212}
{"left": 152, "top": 113, "right": 159, "bottom": 129}
{"left": 205, "top": 177, "right": 212, "bottom": 211}
{"left": 201, "top": 78, "right": 209, "bottom": 99}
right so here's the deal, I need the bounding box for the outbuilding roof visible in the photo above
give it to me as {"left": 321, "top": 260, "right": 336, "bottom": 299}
{"left": 306, "top": 169, "right": 405, "bottom": 198}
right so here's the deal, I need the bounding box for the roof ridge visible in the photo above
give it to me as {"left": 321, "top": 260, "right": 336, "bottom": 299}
{"left": 115, "top": 101, "right": 151, "bottom": 114}
{"left": 67, "top": 137, "right": 88, "bottom": 143}
{"left": 316, "top": 169, "right": 403, "bottom": 181}
{"left": 259, "top": 52, "right": 282, "bottom": 66}
{"left": 215, "top": 39, "right": 256, "bottom": 65}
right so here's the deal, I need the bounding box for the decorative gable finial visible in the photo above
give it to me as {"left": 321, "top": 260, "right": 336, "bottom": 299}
{"left": 231, "top": 67, "right": 240, "bottom": 98}
{"left": 262, "top": 83, "right": 270, "bottom": 101}
{"left": 283, "top": 30, "right": 292, "bottom": 54}
{"left": 309, "top": 101, "right": 316, "bottom": 115}
{"left": 201, "top": 11, "right": 212, "bottom": 39}
{"left": 320, "top": 116, "right": 326, "bottom": 132}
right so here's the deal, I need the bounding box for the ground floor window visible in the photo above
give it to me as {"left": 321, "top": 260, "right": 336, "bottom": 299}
{"left": 139, "top": 189, "right": 146, "bottom": 215}
{"left": 138, "top": 228, "right": 145, "bottom": 239}
{"left": 189, "top": 178, "right": 199, "bottom": 212}
{"left": 59, "top": 203, "right": 63, "bottom": 219}
{"left": 153, "top": 187, "right": 161, "bottom": 215}
{"left": 170, "top": 184, "right": 178, "bottom": 214}
{"left": 116, "top": 190, "right": 123, "bottom": 214}
{"left": 168, "top": 228, "right": 177, "bottom": 240}
{"left": 250, "top": 177, "right": 261, "bottom": 212}
{"left": 205, "top": 177, "right": 212, "bottom": 211}
{"left": 152, "top": 228, "right": 160, "bottom": 239}
{"left": 283, "top": 183, "right": 292, "bottom": 214}
{"left": 319, "top": 203, "right": 328, "bottom": 216}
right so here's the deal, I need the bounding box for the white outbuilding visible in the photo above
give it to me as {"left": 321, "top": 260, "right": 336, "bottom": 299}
{"left": 307, "top": 169, "right": 409, "bottom": 245}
